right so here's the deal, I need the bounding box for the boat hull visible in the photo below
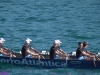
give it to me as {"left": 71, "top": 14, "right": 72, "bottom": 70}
{"left": 0, "top": 56, "right": 100, "bottom": 69}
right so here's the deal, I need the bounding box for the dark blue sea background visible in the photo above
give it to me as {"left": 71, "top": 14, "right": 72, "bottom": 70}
{"left": 0, "top": 0, "right": 100, "bottom": 75}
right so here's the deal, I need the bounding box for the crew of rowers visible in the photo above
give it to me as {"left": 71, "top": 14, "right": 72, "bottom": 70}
{"left": 0, "top": 37, "right": 99, "bottom": 60}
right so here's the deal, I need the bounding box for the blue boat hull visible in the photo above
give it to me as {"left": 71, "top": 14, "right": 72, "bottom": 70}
{"left": 0, "top": 56, "right": 100, "bottom": 69}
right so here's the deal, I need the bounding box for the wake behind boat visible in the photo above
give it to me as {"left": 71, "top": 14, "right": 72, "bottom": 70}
{"left": 0, "top": 51, "right": 100, "bottom": 69}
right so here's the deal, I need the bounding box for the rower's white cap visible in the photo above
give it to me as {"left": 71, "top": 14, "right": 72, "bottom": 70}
{"left": 0, "top": 38, "right": 6, "bottom": 42}
{"left": 0, "top": 40, "right": 2, "bottom": 43}
{"left": 25, "top": 38, "right": 32, "bottom": 43}
{"left": 54, "top": 39, "right": 62, "bottom": 44}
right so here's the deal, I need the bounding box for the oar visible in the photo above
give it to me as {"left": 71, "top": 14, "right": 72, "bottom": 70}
{"left": 10, "top": 53, "right": 12, "bottom": 64}
{"left": 93, "top": 57, "right": 96, "bottom": 67}
{"left": 38, "top": 55, "right": 42, "bottom": 67}
{"left": 9, "top": 53, "right": 13, "bottom": 72}
{"left": 66, "top": 56, "right": 68, "bottom": 67}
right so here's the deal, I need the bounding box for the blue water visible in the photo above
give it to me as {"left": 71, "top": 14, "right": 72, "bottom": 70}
{"left": 0, "top": 0, "right": 100, "bottom": 75}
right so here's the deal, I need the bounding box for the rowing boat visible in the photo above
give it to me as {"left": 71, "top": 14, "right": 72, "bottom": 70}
{"left": 0, "top": 51, "right": 100, "bottom": 69}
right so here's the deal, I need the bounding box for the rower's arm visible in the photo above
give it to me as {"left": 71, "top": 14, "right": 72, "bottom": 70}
{"left": 4, "top": 47, "right": 9, "bottom": 50}
{"left": 55, "top": 51, "right": 67, "bottom": 57}
{"left": 86, "top": 50, "right": 95, "bottom": 55}
{"left": 82, "top": 51, "right": 91, "bottom": 57}
{"left": 58, "top": 49, "right": 67, "bottom": 55}
{"left": 0, "top": 49, "right": 9, "bottom": 56}
{"left": 26, "top": 49, "right": 39, "bottom": 56}
{"left": 31, "top": 47, "right": 40, "bottom": 54}
{"left": 31, "top": 47, "right": 44, "bottom": 58}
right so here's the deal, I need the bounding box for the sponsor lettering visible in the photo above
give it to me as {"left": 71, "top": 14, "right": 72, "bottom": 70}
{"left": 71, "top": 61, "right": 81, "bottom": 64}
{"left": 0, "top": 59, "right": 66, "bottom": 68}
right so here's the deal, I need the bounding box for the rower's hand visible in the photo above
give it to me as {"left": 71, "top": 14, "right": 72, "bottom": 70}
{"left": 65, "top": 54, "right": 68, "bottom": 57}
{"left": 7, "top": 53, "right": 10, "bottom": 55}
{"left": 90, "top": 55, "right": 95, "bottom": 58}
{"left": 39, "top": 53, "right": 42, "bottom": 55}
{"left": 95, "top": 54, "right": 99, "bottom": 57}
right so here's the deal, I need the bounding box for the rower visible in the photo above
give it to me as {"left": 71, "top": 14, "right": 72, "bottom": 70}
{"left": 82, "top": 41, "right": 99, "bottom": 60}
{"left": 0, "top": 38, "right": 16, "bottom": 57}
{"left": 21, "top": 38, "right": 44, "bottom": 59}
{"left": 76, "top": 42, "right": 83, "bottom": 59}
{"left": 49, "top": 39, "right": 69, "bottom": 59}
{"left": 76, "top": 41, "right": 96, "bottom": 60}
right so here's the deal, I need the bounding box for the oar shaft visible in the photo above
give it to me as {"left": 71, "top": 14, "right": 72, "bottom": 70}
{"left": 93, "top": 57, "right": 96, "bottom": 67}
